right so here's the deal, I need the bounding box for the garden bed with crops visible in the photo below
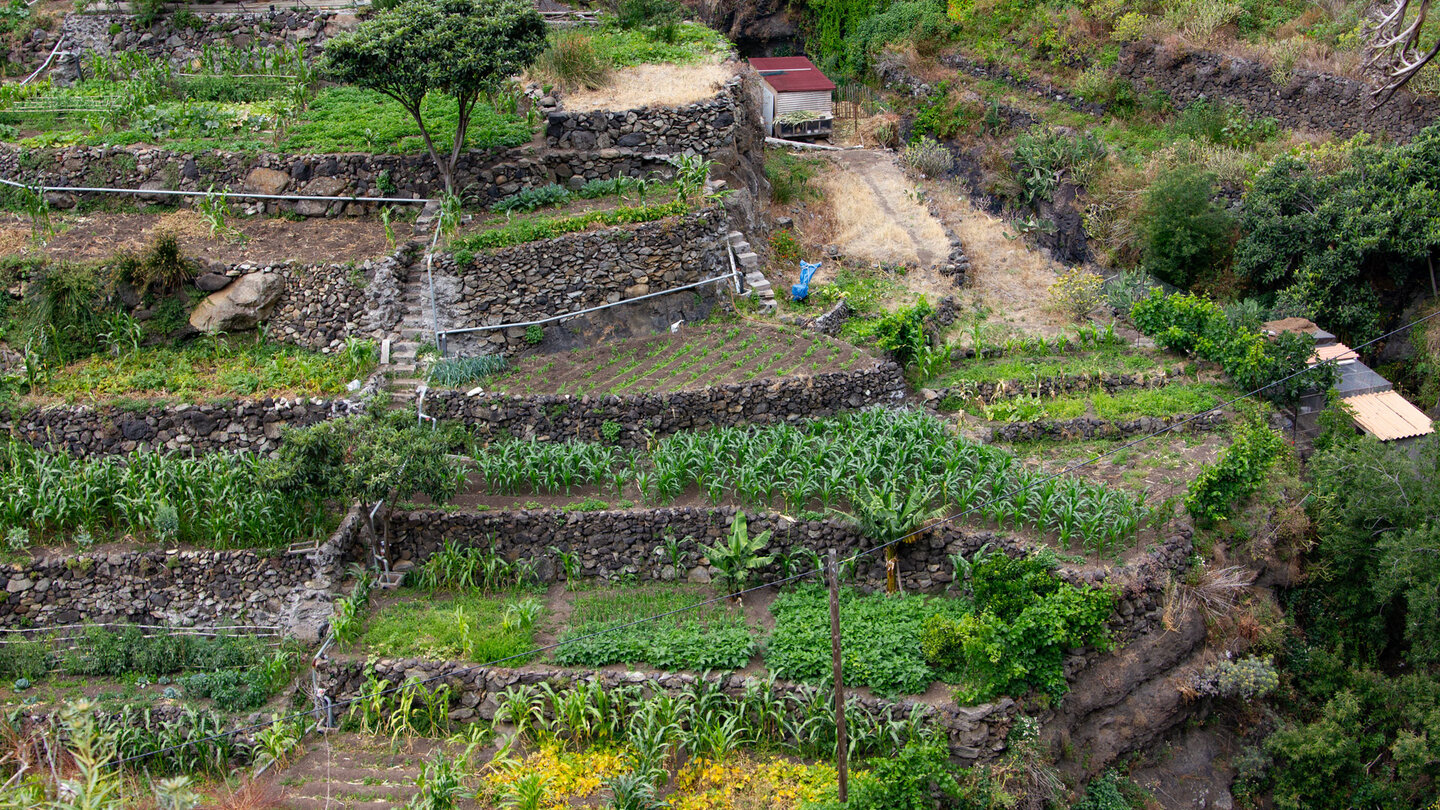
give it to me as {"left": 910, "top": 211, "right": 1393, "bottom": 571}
{"left": 446, "top": 322, "right": 875, "bottom": 397}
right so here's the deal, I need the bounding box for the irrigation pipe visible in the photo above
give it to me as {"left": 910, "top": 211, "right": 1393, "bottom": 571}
{"left": 0, "top": 176, "right": 430, "bottom": 205}
{"left": 19, "top": 38, "right": 63, "bottom": 87}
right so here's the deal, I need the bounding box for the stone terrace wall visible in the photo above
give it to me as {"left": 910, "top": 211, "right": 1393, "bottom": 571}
{"left": 2, "top": 144, "right": 686, "bottom": 209}
{"left": 431, "top": 209, "right": 728, "bottom": 355}
{"left": 315, "top": 660, "right": 1018, "bottom": 764}
{"left": 0, "top": 396, "right": 358, "bottom": 457}
{"left": 546, "top": 73, "right": 742, "bottom": 154}
{"left": 372, "top": 506, "right": 1019, "bottom": 593}
{"left": 988, "top": 411, "right": 1225, "bottom": 443}
{"left": 210, "top": 244, "right": 416, "bottom": 351}
{"left": 423, "top": 362, "right": 906, "bottom": 446}
{"left": 0, "top": 503, "right": 361, "bottom": 636}
{"left": 57, "top": 10, "right": 342, "bottom": 74}
{"left": 0, "top": 547, "right": 311, "bottom": 628}
{"left": 1117, "top": 41, "right": 1440, "bottom": 141}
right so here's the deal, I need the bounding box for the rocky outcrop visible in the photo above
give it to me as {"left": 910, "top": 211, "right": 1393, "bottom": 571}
{"left": 1116, "top": 40, "right": 1440, "bottom": 141}
{"left": 189, "top": 271, "right": 285, "bottom": 332}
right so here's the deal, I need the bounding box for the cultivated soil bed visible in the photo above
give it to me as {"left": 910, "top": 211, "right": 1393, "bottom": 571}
{"left": 477, "top": 321, "right": 878, "bottom": 397}
{"left": 0, "top": 210, "right": 393, "bottom": 265}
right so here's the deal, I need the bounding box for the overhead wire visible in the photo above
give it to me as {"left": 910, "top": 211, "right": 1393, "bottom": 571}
{"left": 101, "top": 307, "right": 1440, "bottom": 768}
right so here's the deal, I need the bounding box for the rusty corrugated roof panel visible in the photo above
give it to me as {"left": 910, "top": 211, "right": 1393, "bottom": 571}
{"left": 1342, "top": 391, "right": 1435, "bottom": 441}
{"left": 749, "top": 57, "right": 837, "bottom": 93}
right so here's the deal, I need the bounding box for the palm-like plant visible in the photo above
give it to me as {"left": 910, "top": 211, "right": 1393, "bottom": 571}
{"left": 699, "top": 513, "right": 773, "bottom": 600}
{"left": 833, "top": 481, "right": 947, "bottom": 594}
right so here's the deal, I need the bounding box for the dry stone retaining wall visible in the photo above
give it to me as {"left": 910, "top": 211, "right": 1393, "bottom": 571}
{"left": 314, "top": 659, "right": 1018, "bottom": 764}
{"left": 424, "top": 362, "right": 906, "bottom": 446}
{"left": 546, "top": 74, "right": 741, "bottom": 154}
{"left": 988, "top": 411, "right": 1226, "bottom": 442}
{"left": 430, "top": 209, "right": 729, "bottom": 356}
{"left": 57, "top": 10, "right": 342, "bottom": 74}
{"left": 0, "top": 396, "right": 358, "bottom": 457}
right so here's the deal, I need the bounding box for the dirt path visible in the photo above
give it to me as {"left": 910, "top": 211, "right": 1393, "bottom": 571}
{"left": 922, "top": 179, "right": 1075, "bottom": 337}
{"left": 816, "top": 149, "right": 950, "bottom": 271}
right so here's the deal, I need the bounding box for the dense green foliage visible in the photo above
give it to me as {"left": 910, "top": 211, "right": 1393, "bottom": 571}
{"left": 1140, "top": 166, "right": 1235, "bottom": 288}
{"left": 920, "top": 551, "right": 1114, "bottom": 701}
{"left": 846, "top": 297, "right": 934, "bottom": 366}
{"left": 1185, "top": 417, "right": 1286, "bottom": 522}
{"left": 1011, "top": 128, "right": 1106, "bottom": 206}
{"left": 806, "top": 739, "right": 964, "bottom": 810}
{"left": 1236, "top": 127, "right": 1440, "bottom": 342}
{"left": 282, "top": 86, "right": 532, "bottom": 154}
{"left": 1265, "top": 435, "right": 1440, "bottom": 809}
{"left": 553, "top": 585, "right": 756, "bottom": 671}
{"left": 272, "top": 408, "right": 470, "bottom": 506}
{"left": 0, "top": 438, "right": 325, "bottom": 548}
{"left": 1131, "top": 291, "right": 1334, "bottom": 403}
{"left": 805, "top": 0, "right": 954, "bottom": 80}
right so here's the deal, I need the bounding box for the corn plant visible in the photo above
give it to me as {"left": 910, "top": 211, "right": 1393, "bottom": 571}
{"left": 197, "top": 185, "right": 240, "bottom": 241}
{"left": 409, "top": 750, "right": 468, "bottom": 810}
{"left": 254, "top": 716, "right": 307, "bottom": 771}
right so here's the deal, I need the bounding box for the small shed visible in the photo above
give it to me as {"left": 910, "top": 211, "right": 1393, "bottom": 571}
{"left": 749, "top": 56, "right": 836, "bottom": 139}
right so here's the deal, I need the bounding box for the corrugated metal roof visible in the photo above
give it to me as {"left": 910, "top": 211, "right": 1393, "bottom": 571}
{"left": 749, "top": 57, "right": 837, "bottom": 93}
{"left": 1342, "top": 391, "right": 1435, "bottom": 441}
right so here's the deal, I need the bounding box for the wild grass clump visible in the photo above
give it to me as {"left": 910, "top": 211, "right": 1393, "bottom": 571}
{"left": 535, "top": 30, "right": 612, "bottom": 92}
{"left": 361, "top": 592, "right": 540, "bottom": 663}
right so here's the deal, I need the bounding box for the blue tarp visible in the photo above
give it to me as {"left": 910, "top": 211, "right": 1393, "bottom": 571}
{"left": 791, "top": 260, "right": 821, "bottom": 301}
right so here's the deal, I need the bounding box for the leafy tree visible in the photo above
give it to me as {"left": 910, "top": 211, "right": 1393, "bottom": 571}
{"left": 1140, "top": 165, "right": 1234, "bottom": 289}
{"left": 832, "top": 481, "right": 946, "bottom": 594}
{"left": 1235, "top": 129, "right": 1440, "bottom": 343}
{"left": 321, "top": 0, "right": 546, "bottom": 193}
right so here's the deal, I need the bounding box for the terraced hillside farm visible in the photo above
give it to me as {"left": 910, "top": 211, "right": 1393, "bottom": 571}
{"left": 1, "top": 0, "right": 1438, "bottom": 808}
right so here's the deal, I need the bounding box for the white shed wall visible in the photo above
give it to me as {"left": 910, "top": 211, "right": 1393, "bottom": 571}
{"left": 774, "top": 90, "right": 833, "bottom": 115}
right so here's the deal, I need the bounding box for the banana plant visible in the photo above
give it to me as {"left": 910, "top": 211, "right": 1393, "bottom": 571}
{"left": 831, "top": 480, "right": 946, "bottom": 594}
{"left": 698, "top": 513, "right": 773, "bottom": 600}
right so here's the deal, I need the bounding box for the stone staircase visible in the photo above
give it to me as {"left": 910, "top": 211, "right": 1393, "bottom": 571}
{"left": 727, "top": 231, "right": 776, "bottom": 313}
{"left": 276, "top": 733, "right": 474, "bottom": 810}
{"left": 384, "top": 274, "right": 431, "bottom": 409}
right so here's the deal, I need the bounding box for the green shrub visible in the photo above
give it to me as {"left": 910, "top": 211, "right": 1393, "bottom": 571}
{"left": 616, "top": 0, "right": 683, "bottom": 29}
{"left": 764, "top": 151, "right": 823, "bottom": 205}
{"left": 1171, "top": 99, "right": 1278, "bottom": 149}
{"left": 808, "top": 739, "right": 963, "bottom": 810}
{"left": 181, "top": 669, "right": 271, "bottom": 712}
{"left": 490, "top": 183, "right": 572, "bottom": 213}
{"left": 769, "top": 229, "right": 803, "bottom": 264}
{"left": 0, "top": 637, "right": 50, "bottom": 680}
{"left": 921, "top": 551, "right": 1114, "bottom": 701}
{"left": 1139, "top": 165, "right": 1234, "bottom": 288}
{"left": 900, "top": 135, "right": 954, "bottom": 178}
{"left": 1073, "top": 770, "right": 1149, "bottom": 810}
{"left": 847, "top": 297, "right": 933, "bottom": 367}
{"left": 1185, "top": 417, "right": 1285, "bottom": 522}
{"left": 117, "top": 232, "right": 197, "bottom": 295}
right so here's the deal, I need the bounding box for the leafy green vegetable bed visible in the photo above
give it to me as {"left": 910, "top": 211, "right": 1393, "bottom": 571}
{"left": 552, "top": 583, "right": 756, "bottom": 671}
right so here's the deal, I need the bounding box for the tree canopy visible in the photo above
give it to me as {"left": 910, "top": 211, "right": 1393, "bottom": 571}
{"left": 321, "top": 0, "right": 547, "bottom": 193}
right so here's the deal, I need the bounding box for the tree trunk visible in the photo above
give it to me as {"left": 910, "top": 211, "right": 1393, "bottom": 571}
{"left": 885, "top": 545, "right": 898, "bottom": 594}
{"left": 402, "top": 98, "right": 455, "bottom": 195}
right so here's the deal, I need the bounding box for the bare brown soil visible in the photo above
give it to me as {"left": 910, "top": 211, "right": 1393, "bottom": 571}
{"left": 559, "top": 60, "right": 736, "bottom": 112}
{"left": 480, "top": 321, "right": 876, "bottom": 397}
{"left": 6, "top": 211, "right": 392, "bottom": 266}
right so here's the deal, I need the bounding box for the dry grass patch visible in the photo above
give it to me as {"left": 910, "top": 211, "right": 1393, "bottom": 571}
{"left": 818, "top": 151, "right": 949, "bottom": 268}
{"left": 924, "top": 178, "right": 1072, "bottom": 336}
{"left": 0, "top": 224, "right": 32, "bottom": 257}
{"left": 561, "top": 60, "right": 734, "bottom": 111}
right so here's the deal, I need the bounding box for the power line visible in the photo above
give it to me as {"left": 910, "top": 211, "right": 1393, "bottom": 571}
{"left": 105, "top": 307, "right": 1440, "bottom": 768}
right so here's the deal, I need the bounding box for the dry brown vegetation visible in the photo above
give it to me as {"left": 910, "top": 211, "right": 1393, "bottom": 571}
{"left": 561, "top": 60, "right": 735, "bottom": 111}
{"left": 817, "top": 151, "right": 950, "bottom": 268}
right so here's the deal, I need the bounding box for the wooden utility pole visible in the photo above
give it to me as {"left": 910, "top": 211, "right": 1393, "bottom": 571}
{"left": 827, "top": 548, "right": 848, "bottom": 803}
